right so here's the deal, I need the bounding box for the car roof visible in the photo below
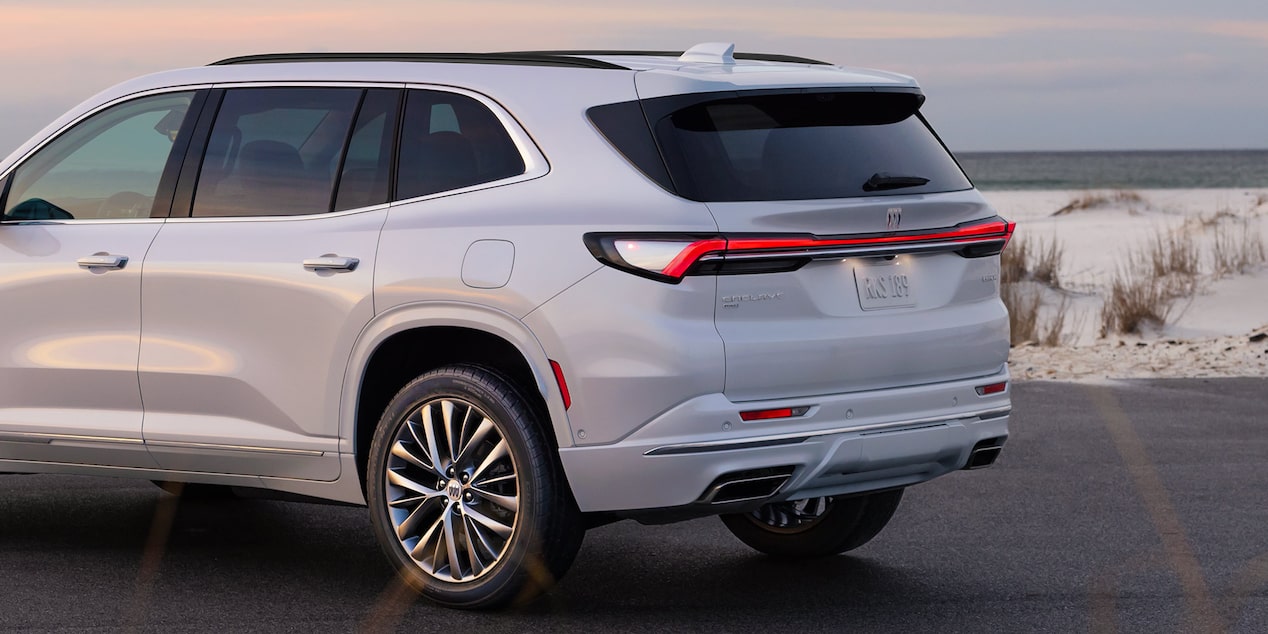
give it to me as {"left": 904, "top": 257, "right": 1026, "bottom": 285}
{"left": 203, "top": 43, "right": 921, "bottom": 94}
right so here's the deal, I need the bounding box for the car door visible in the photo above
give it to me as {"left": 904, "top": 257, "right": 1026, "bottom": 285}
{"left": 138, "top": 86, "right": 400, "bottom": 480}
{"left": 0, "top": 90, "right": 201, "bottom": 468}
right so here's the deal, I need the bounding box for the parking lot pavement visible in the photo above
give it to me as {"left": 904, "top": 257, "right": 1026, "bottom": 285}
{"left": 1, "top": 378, "right": 1265, "bottom": 632}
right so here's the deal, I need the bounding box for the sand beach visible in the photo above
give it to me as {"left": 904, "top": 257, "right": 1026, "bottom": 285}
{"left": 987, "top": 187, "right": 1268, "bottom": 380}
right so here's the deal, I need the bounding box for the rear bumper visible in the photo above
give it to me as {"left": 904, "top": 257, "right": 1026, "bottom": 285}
{"left": 558, "top": 369, "right": 1010, "bottom": 513}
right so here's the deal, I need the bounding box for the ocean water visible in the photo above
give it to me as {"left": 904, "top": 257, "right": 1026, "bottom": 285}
{"left": 956, "top": 150, "right": 1268, "bottom": 191}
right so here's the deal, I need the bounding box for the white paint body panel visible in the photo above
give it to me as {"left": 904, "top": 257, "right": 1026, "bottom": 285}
{"left": 0, "top": 221, "right": 161, "bottom": 467}
{"left": 138, "top": 210, "right": 387, "bottom": 480}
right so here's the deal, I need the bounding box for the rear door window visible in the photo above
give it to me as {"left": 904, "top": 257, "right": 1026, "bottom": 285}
{"left": 191, "top": 88, "right": 362, "bottom": 217}
{"left": 652, "top": 91, "right": 972, "bottom": 201}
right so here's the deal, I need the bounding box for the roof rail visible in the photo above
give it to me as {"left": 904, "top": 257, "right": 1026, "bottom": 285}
{"left": 211, "top": 50, "right": 834, "bottom": 69}
{"left": 209, "top": 52, "right": 628, "bottom": 70}
{"left": 500, "top": 50, "right": 832, "bottom": 65}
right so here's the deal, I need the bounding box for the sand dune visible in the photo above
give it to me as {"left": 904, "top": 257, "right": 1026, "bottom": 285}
{"left": 983, "top": 187, "right": 1268, "bottom": 380}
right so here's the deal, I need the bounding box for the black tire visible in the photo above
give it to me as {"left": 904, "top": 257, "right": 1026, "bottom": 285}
{"left": 366, "top": 365, "right": 583, "bottom": 609}
{"left": 720, "top": 489, "right": 904, "bottom": 557}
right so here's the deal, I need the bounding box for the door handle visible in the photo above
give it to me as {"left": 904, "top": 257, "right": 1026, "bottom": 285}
{"left": 77, "top": 254, "right": 128, "bottom": 270}
{"left": 302, "top": 255, "right": 360, "bottom": 272}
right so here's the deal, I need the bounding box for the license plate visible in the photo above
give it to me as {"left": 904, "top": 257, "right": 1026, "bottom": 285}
{"left": 854, "top": 264, "right": 916, "bottom": 311}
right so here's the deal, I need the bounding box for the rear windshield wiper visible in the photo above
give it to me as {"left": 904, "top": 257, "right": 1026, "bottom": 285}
{"left": 862, "top": 172, "right": 930, "bottom": 192}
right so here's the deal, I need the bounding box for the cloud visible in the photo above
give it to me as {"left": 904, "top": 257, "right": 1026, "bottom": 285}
{"left": 2, "top": 3, "right": 1267, "bottom": 58}
{"left": 1201, "top": 20, "right": 1268, "bottom": 44}
{"left": 1, "top": 2, "right": 1266, "bottom": 153}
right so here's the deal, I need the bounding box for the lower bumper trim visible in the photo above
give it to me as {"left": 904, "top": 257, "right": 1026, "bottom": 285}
{"left": 643, "top": 406, "right": 1010, "bottom": 456}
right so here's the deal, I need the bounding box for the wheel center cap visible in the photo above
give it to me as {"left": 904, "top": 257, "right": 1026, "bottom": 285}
{"left": 445, "top": 479, "right": 463, "bottom": 503}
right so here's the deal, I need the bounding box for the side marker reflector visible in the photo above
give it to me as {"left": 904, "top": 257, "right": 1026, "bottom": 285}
{"left": 975, "top": 382, "right": 1007, "bottom": 396}
{"left": 549, "top": 360, "right": 571, "bottom": 410}
{"left": 739, "top": 406, "right": 810, "bottom": 422}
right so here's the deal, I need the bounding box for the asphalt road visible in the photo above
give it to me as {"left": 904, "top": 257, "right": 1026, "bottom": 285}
{"left": 1, "top": 379, "right": 1265, "bottom": 633}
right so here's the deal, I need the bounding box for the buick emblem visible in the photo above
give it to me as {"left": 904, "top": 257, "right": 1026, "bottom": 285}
{"left": 886, "top": 207, "right": 902, "bottom": 230}
{"left": 447, "top": 480, "right": 463, "bottom": 502}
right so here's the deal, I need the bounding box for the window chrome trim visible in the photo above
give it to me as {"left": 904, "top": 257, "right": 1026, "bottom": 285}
{"left": 164, "top": 202, "right": 392, "bottom": 224}
{"left": 0, "top": 218, "right": 167, "bottom": 226}
{"left": 168, "top": 81, "right": 547, "bottom": 219}
{"left": 3, "top": 81, "right": 548, "bottom": 224}
{"left": 207, "top": 81, "right": 549, "bottom": 188}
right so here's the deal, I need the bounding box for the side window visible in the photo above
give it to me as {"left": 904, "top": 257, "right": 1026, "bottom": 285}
{"left": 192, "top": 88, "right": 362, "bottom": 218}
{"left": 333, "top": 89, "right": 400, "bottom": 212}
{"left": 396, "top": 90, "right": 525, "bottom": 200}
{"left": 2, "top": 92, "right": 194, "bottom": 221}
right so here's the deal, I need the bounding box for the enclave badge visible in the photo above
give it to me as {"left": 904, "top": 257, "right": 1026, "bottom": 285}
{"left": 886, "top": 207, "right": 902, "bottom": 230}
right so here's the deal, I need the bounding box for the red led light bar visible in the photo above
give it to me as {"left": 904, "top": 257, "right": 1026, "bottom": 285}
{"left": 586, "top": 217, "right": 1015, "bottom": 284}
{"left": 724, "top": 219, "right": 1015, "bottom": 253}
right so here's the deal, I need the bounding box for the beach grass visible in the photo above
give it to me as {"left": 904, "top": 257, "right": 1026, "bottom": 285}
{"left": 1211, "top": 217, "right": 1266, "bottom": 277}
{"left": 1000, "top": 235, "right": 1069, "bottom": 346}
{"left": 1099, "top": 265, "right": 1172, "bottom": 336}
{"left": 1051, "top": 190, "right": 1145, "bottom": 216}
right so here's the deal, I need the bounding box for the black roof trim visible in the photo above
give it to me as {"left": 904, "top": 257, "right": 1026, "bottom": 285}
{"left": 210, "top": 50, "right": 833, "bottom": 70}
{"left": 210, "top": 52, "right": 628, "bottom": 70}
{"left": 500, "top": 50, "right": 833, "bottom": 65}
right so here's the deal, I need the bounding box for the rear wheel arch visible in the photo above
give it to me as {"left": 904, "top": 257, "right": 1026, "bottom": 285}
{"left": 344, "top": 307, "right": 572, "bottom": 496}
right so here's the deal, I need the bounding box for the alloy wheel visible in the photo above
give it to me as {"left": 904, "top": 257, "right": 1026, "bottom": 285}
{"left": 383, "top": 397, "right": 519, "bottom": 583}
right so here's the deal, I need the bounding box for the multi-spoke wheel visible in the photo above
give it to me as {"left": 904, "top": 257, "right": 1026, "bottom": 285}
{"left": 367, "top": 365, "right": 583, "bottom": 609}
{"left": 720, "top": 489, "right": 904, "bottom": 557}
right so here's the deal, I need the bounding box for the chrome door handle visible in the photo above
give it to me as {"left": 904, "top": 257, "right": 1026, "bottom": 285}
{"left": 302, "top": 255, "right": 360, "bottom": 272}
{"left": 77, "top": 254, "right": 128, "bottom": 270}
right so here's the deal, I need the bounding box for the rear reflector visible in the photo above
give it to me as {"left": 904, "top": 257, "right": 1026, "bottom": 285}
{"left": 739, "top": 406, "right": 810, "bottom": 421}
{"left": 975, "top": 382, "right": 1007, "bottom": 396}
{"left": 585, "top": 216, "right": 1015, "bottom": 283}
{"left": 549, "top": 359, "right": 571, "bottom": 410}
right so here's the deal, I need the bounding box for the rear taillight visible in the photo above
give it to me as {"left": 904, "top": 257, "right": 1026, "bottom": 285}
{"left": 585, "top": 216, "right": 1015, "bottom": 284}
{"left": 584, "top": 234, "right": 725, "bottom": 283}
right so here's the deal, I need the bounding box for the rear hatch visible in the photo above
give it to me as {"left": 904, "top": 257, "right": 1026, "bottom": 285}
{"left": 645, "top": 89, "right": 1011, "bottom": 401}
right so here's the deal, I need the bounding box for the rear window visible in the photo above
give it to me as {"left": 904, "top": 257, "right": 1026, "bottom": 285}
{"left": 652, "top": 91, "right": 971, "bottom": 201}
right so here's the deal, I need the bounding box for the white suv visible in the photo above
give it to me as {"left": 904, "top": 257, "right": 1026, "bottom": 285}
{"left": 0, "top": 43, "right": 1013, "bottom": 608}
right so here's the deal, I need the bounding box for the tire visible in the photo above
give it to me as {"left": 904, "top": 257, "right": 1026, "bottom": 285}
{"left": 720, "top": 489, "right": 904, "bottom": 557}
{"left": 366, "top": 365, "right": 583, "bottom": 609}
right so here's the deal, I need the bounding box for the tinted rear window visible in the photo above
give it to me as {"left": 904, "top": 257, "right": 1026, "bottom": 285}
{"left": 653, "top": 92, "right": 971, "bottom": 201}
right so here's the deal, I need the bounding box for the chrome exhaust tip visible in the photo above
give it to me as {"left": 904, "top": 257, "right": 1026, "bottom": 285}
{"left": 964, "top": 437, "right": 1006, "bottom": 470}
{"left": 699, "top": 466, "right": 795, "bottom": 504}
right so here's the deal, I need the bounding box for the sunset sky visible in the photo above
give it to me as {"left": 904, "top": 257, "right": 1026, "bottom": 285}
{"left": 2, "top": 1, "right": 1265, "bottom": 153}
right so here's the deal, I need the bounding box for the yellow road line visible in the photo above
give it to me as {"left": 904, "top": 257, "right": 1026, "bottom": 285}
{"left": 1087, "top": 384, "right": 1224, "bottom": 633}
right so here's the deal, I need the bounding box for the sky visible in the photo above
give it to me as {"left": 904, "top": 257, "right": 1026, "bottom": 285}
{"left": 1, "top": 0, "right": 1266, "bottom": 153}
